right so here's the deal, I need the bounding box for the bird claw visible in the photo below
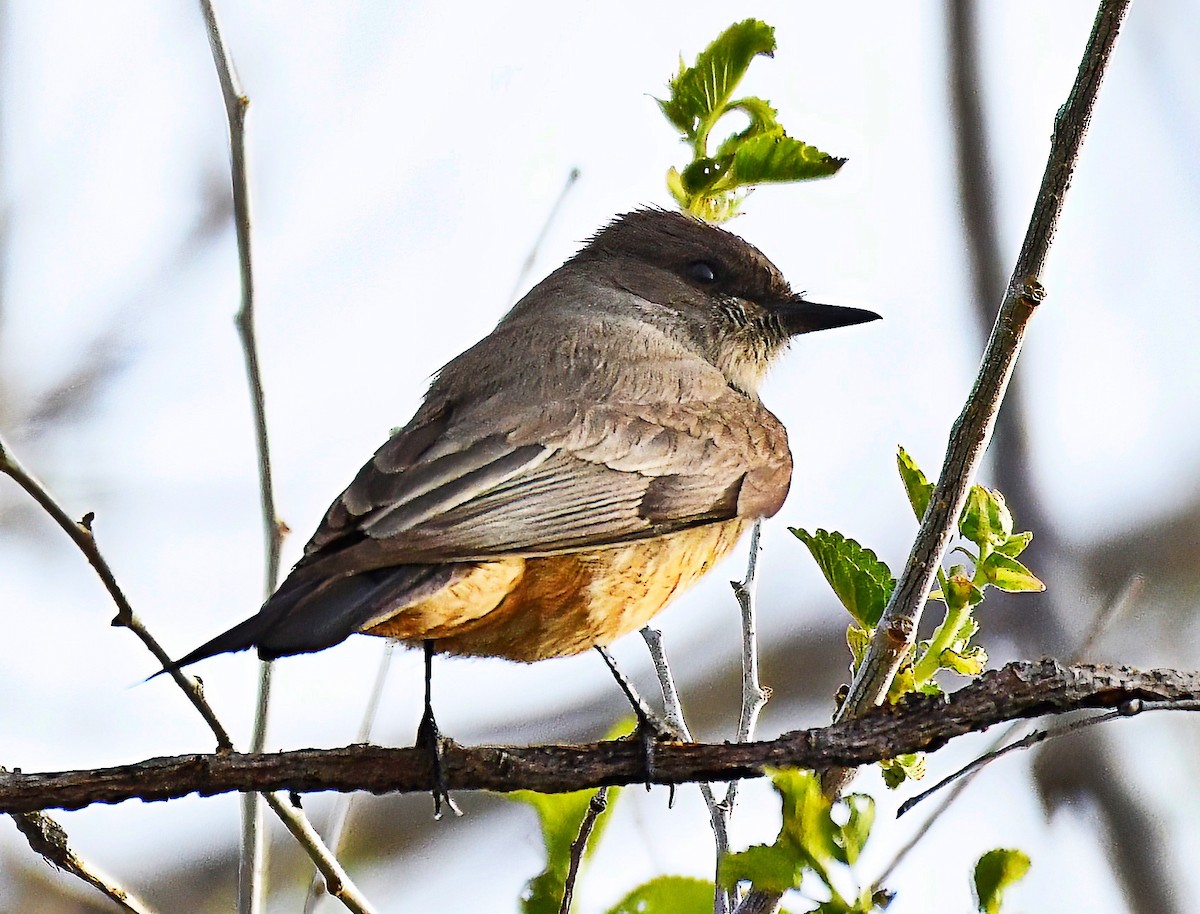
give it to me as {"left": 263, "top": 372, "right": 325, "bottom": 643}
{"left": 629, "top": 708, "right": 686, "bottom": 786}
{"left": 416, "top": 708, "right": 461, "bottom": 819}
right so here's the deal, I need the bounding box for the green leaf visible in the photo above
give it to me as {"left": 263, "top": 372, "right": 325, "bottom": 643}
{"left": 606, "top": 876, "right": 715, "bottom": 914}
{"left": 896, "top": 446, "right": 934, "bottom": 521}
{"left": 792, "top": 528, "right": 895, "bottom": 628}
{"left": 776, "top": 768, "right": 844, "bottom": 872}
{"left": 684, "top": 191, "right": 749, "bottom": 224}
{"left": 959, "top": 487, "right": 1013, "bottom": 551}
{"left": 666, "top": 166, "right": 688, "bottom": 208}
{"left": 680, "top": 155, "right": 733, "bottom": 195}
{"left": 846, "top": 624, "right": 872, "bottom": 670}
{"left": 996, "top": 530, "right": 1033, "bottom": 557}
{"left": 833, "top": 795, "right": 875, "bottom": 866}
{"left": 720, "top": 841, "right": 806, "bottom": 894}
{"left": 658, "top": 20, "right": 776, "bottom": 138}
{"left": 973, "top": 848, "right": 1031, "bottom": 914}
{"left": 721, "top": 770, "right": 877, "bottom": 904}
{"left": 941, "top": 645, "right": 987, "bottom": 676}
{"left": 879, "top": 753, "right": 926, "bottom": 789}
{"left": 980, "top": 553, "right": 1045, "bottom": 593}
{"left": 943, "top": 574, "right": 984, "bottom": 611}
{"left": 729, "top": 132, "right": 845, "bottom": 185}
{"left": 711, "top": 96, "right": 781, "bottom": 155}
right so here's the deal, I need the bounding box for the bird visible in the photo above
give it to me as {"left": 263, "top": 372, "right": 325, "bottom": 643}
{"left": 167, "top": 207, "right": 879, "bottom": 809}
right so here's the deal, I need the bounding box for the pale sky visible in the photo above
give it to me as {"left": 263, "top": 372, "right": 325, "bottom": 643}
{"left": 1, "top": 2, "right": 1197, "bottom": 912}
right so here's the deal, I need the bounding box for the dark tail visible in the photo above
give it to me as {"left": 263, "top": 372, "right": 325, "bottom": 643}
{"left": 154, "top": 563, "right": 457, "bottom": 678}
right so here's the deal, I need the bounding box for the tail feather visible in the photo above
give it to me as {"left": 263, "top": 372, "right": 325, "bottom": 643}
{"left": 155, "top": 563, "right": 457, "bottom": 677}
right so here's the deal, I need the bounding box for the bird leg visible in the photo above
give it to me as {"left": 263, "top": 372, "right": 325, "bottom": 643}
{"left": 416, "top": 640, "right": 461, "bottom": 818}
{"left": 594, "top": 646, "right": 684, "bottom": 784}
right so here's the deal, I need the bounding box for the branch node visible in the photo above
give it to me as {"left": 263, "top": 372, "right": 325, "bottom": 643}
{"left": 1018, "top": 277, "right": 1047, "bottom": 306}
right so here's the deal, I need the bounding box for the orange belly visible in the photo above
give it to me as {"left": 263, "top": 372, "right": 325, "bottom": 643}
{"left": 364, "top": 519, "right": 747, "bottom": 662}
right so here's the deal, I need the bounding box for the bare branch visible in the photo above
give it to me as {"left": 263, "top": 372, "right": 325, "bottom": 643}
{"left": 195, "top": 2, "right": 289, "bottom": 908}
{"left": 11, "top": 811, "right": 158, "bottom": 914}
{"left": 558, "top": 787, "right": 609, "bottom": 914}
{"left": 303, "top": 643, "right": 396, "bottom": 914}
{"left": 829, "top": 0, "right": 1131, "bottom": 759}
{"left": 3, "top": 662, "right": 1195, "bottom": 815}
{"left": 0, "top": 434, "right": 367, "bottom": 911}
{"left": 507, "top": 167, "right": 581, "bottom": 307}
{"left": 0, "top": 435, "right": 233, "bottom": 750}
{"left": 641, "top": 627, "right": 729, "bottom": 914}
{"left": 262, "top": 793, "right": 376, "bottom": 914}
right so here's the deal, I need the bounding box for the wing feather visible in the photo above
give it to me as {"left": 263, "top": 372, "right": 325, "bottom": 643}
{"left": 299, "top": 390, "right": 792, "bottom": 572}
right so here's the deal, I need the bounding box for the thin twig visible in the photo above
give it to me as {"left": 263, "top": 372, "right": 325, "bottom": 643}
{"left": 899, "top": 696, "right": 1195, "bottom": 817}
{"left": 0, "top": 435, "right": 372, "bottom": 911}
{"left": 0, "top": 436, "right": 233, "bottom": 749}
{"left": 263, "top": 793, "right": 375, "bottom": 914}
{"left": 11, "top": 811, "right": 158, "bottom": 914}
{"left": 1073, "top": 574, "right": 1144, "bottom": 661}
{"left": 640, "top": 628, "right": 729, "bottom": 914}
{"left": 869, "top": 573, "right": 1143, "bottom": 890}
{"left": 303, "top": 642, "right": 396, "bottom": 914}
{"left": 557, "top": 787, "right": 609, "bottom": 914}
{"left": 195, "top": 3, "right": 287, "bottom": 910}
{"left": 824, "top": 0, "right": 1131, "bottom": 779}
{"left": 640, "top": 628, "right": 691, "bottom": 739}
{"left": 718, "top": 521, "right": 770, "bottom": 914}
{"left": 728, "top": 521, "right": 769, "bottom": 788}
{"left": 507, "top": 167, "right": 581, "bottom": 307}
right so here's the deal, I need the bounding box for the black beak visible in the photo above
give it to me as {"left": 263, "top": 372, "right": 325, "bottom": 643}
{"left": 774, "top": 297, "right": 882, "bottom": 335}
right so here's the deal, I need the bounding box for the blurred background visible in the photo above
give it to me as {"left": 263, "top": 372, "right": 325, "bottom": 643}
{"left": 1, "top": 1, "right": 1197, "bottom": 911}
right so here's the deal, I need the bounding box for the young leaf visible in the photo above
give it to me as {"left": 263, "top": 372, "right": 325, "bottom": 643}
{"left": 896, "top": 446, "right": 934, "bottom": 521}
{"left": 792, "top": 528, "right": 895, "bottom": 628}
{"left": 959, "top": 486, "right": 1013, "bottom": 551}
{"left": 943, "top": 573, "right": 984, "bottom": 610}
{"left": 658, "top": 19, "right": 776, "bottom": 139}
{"left": 846, "top": 624, "right": 872, "bottom": 670}
{"left": 712, "top": 96, "right": 783, "bottom": 159}
{"left": 729, "top": 132, "right": 845, "bottom": 185}
{"left": 996, "top": 530, "right": 1033, "bottom": 557}
{"left": 607, "top": 876, "right": 714, "bottom": 914}
{"left": 973, "top": 848, "right": 1031, "bottom": 914}
{"left": 879, "top": 753, "right": 926, "bottom": 789}
{"left": 980, "top": 553, "right": 1045, "bottom": 593}
{"left": 773, "top": 768, "right": 842, "bottom": 874}
{"left": 719, "top": 841, "right": 806, "bottom": 894}
{"left": 940, "top": 645, "right": 987, "bottom": 677}
{"left": 833, "top": 795, "right": 875, "bottom": 866}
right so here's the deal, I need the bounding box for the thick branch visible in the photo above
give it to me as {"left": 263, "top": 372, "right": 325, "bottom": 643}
{"left": 3, "top": 662, "right": 1194, "bottom": 816}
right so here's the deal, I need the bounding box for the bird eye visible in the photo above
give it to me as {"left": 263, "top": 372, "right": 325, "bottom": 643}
{"left": 685, "top": 260, "right": 718, "bottom": 284}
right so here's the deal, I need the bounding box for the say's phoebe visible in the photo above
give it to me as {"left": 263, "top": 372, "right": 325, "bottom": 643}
{"left": 169, "top": 208, "right": 877, "bottom": 759}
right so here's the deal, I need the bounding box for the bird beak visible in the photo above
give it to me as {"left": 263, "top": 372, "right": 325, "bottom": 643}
{"left": 773, "top": 297, "right": 882, "bottom": 335}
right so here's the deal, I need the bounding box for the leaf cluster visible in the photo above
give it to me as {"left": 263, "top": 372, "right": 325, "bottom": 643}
{"left": 658, "top": 19, "right": 844, "bottom": 222}
{"left": 720, "top": 769, "right": 888, "bottom": 913}
{"left": 793, "top": 446, "right": 1044, "bottom": 788}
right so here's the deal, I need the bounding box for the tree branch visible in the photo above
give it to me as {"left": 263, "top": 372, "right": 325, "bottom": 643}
{"left": 10, "top": 811, "right": 158, "bottom": 914}
{"left": 3, "top": 661, "right": 1194, "bottom": 816}
{"left": 831, "top": 0, "right": 1131, "bottom": 748}
{"left": 0, "top": 435, "right": 234, "bottom": 750}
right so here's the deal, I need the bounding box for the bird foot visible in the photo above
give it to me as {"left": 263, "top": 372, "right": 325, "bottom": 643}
{"left": 416, "top": 708, "right": 461, "bottom": 819}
